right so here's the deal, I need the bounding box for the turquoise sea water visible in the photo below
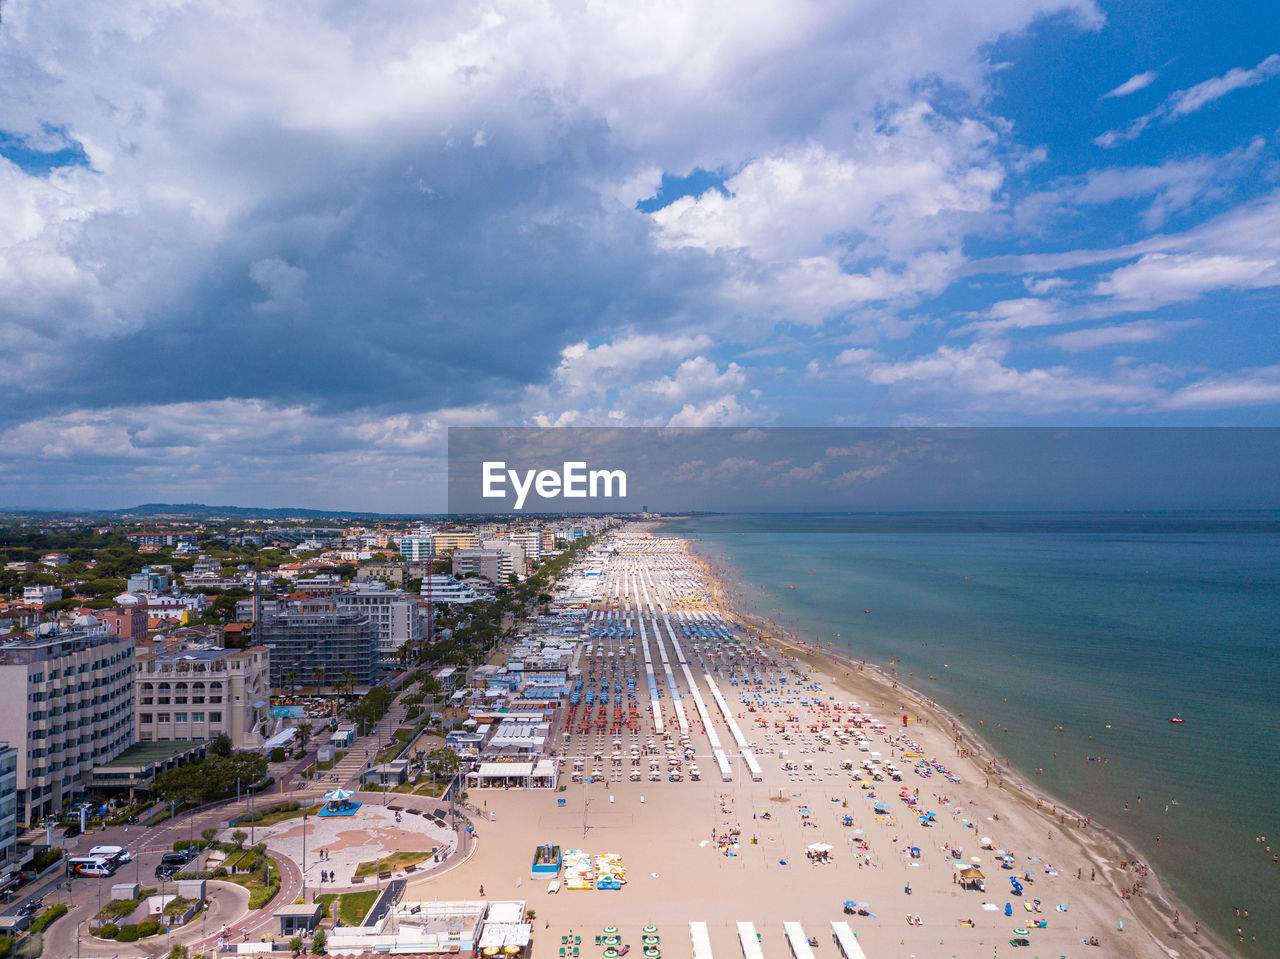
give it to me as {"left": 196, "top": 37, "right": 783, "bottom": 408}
{"left": 657, "top": 513, "right": 1280, "bottom": 955}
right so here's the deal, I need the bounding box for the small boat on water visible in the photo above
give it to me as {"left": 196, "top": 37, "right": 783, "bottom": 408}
{"left": 1168, "top": 714, "right": 1185, "bottom": 724}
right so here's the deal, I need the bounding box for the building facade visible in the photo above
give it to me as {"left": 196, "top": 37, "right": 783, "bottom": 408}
{"left": 100, "top": 606, "right": 149, "bottom": 640}
{"left": 451, "top": 548, "right": 502, "bottom": 583}
{"left": 0, "top": 743, "right": 16, "bottom": 890}
{"left": 125, "top": 531, "right": 198, "bottom": 549}
{"left": 134, "top": 643, "right": 271, "bottom": 751}
{"left": 21, "top": 586, "right": 63, "bottom": 608}
{"left": 0, "top": 620, "right": 136, "bottom": 825}
{"left": 397, "top": 535, "right": 434, "bottom": 562}
{"left": 334, "top": 586, "right": 421, "bottom": 664}
{"left": 257, "top": 599, "right": 378, "bottom": 687}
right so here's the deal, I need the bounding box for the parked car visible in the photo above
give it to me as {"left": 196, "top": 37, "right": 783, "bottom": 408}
{"left": 154, "top": 865, "right": 177, "bottom": 881}
{"left": 62, "top": 824, "right": 81, "bottom": 839}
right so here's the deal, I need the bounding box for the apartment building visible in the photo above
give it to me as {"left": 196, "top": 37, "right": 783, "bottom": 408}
{"left": 397, "top": 534, "right": 433, "bottom": 562}
{"left": 481, "top": 540, "right": 526, "bottom": 580}
{"left": 432, "top": 530, "right": 478, "bottom": 553}
{"left": 22, "top": 586, "right": 62, "bottom": 608}
{"left": 134, "top": 642, "right": 270, "bottom": 751}
{"left": 100, "top": 606, "right": 149, "bottom": 640}
{"left": 0, "top": 618, "right": 136, "bottom": 825}
{"left": 257, "top": 598, "right": 378, "bottom": 687}
{"left": 451, "top": 548, "right": 502, "bottom": 583}
{"left": 126, "top": 531, "right": 198, "bottom": 550}
{"left": 0, "top": 744, "right": 16, "bottom": 890}
{"left": 334, "top": 585, "right": 421, "bottom": 663}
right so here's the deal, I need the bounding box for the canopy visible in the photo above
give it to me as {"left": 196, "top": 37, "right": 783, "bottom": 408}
{"left": 323, "top": 788, "right": 354, "bottom": 801}
{"left": 960, "top": 868, "right": 984, "bottom": 879}
{"left": 807, "top": 843, "right": 833, "bottom": 853}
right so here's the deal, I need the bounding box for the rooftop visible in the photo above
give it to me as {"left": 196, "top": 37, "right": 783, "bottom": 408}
{"left": 98, "top": 740, "right": 208, "bottom": 768}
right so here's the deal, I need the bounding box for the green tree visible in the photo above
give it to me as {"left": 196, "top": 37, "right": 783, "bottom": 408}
{"left": 168, "top": 944, "right": 190, "bottom": 959}
{"left": 288, "top": 936, "right": 304, "bottom": 957}
{"left": 210, "top": 733, "right": 233, "bottom": 757}
{"left": 231, "top": 829, "right": 247, "bottom": 848}
{"left": 310, "top": 929, "right": 327, "bottom": 954}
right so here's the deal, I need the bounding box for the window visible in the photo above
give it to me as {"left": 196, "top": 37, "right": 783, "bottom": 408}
{"left": 140, "top": 713, "right": 153, "bottom": 724}
{"left": 209, "top": 712, "right": 222, "bottom": 723}
{"left": 157, "top": 713, "right": 170, "bottom": 723}
{"left": 191, "top": 712, "right": 204, "bottom": 722}
{"left": 174, "top": 713, "right": 187, "bottom": 722}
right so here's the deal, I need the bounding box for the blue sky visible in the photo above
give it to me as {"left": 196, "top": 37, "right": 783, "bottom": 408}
{"left": 1, "top": 0, "right": 1278, "bottom": 510}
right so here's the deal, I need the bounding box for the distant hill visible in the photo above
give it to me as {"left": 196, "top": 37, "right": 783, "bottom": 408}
{"left": 0, "top": 503, "right": 440, "bottom": 521}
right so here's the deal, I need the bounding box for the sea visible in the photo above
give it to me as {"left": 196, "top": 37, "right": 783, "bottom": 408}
{"left": 656, "top": 512, "right": 1280, "bottom": 954}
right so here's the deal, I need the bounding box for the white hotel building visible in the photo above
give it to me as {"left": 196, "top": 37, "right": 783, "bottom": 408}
{"left": 0, "top": 618, "right": 136, "bottom": 825}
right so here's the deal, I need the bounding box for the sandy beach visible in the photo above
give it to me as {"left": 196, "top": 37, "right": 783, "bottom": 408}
{"left": 404, "top": 525, "right": 1237, "bottom": 959}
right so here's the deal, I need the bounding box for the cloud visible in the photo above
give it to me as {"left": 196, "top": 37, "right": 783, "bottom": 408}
{"left": 1012, "top": 139, "right": 1264, "bottom": 230}
{"left": 954, "top": 297, "right": 1067, "bottom": 336}
{"left": 838, "top": 339, "right": 1167, "bottom": 411}
{"left": 1095, "top": 54, "right": 1280, "bottom": 146}
{"left": 1094, "top": 252, "right": 1280, "bottom": 311}
{"left": 1046, "top": 318, "right": 1199, "bottom": 352}
{"left": 1101, "top": 70, "right": 1157, "bottom": 98}
{"left": 1160, "top": 366, "right": 1280, "bottom": 410}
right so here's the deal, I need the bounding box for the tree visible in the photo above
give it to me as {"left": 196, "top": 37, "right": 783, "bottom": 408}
{"left": 210, "top": 733, "right": 233, "bottom": 757}
{"left": 231, "top": 830, "right": 247, "bottom": 848}
{"left": 168, "top": 944, "right": 190, "bottom": 959}
{"left": 288, "top": 935, "right": 304, "bottom": 956}
{"left": 201, "top": 827, "right": 218, "bottom": 844}
{"left": 310, "top": 929, "right": 327, "bottom": 954}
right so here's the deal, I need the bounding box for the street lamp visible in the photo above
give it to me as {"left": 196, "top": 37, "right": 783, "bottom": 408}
{"left": 301, "top": 810, "right": 308, "bottom": 902}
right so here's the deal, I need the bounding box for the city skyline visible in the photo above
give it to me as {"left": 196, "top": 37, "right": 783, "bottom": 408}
{"left": 2, "top": 1, "right": 1279, "bottom": 510}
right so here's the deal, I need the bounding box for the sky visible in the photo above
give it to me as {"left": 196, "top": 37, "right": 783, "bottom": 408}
{"left": 1, "top": 0, "right": 1279, "bottom": 511}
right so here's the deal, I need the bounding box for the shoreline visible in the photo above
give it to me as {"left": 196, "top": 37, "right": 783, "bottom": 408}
{"left": 660, "top": 523, "right": 1241, "bottom": 959}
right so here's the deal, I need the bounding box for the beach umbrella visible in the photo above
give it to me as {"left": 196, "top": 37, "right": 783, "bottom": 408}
{"left": 1012, "top": 927, "right": 1029, "bottom": 936}
{"left": 843, "top": 901, "right": 857, "bottom": 909}
{"left": 642, "top": 926, "right": 658, "bottom": 936}
{"left": 969, "top": 856, "right": 983, "bottom": 864}
{"left": 960, "top": 868, "right": 984, "bottom": 879}
{"left": 603, "top": 927, "right": 619, "bottom": 936}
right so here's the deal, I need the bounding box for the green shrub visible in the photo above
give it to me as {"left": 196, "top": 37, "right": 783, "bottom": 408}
{"left": 30, "top": 848, "right": 63, "bottom": 872}
{"left": 115, "top": 925, "right": 140, "bottom": 943}
{"left": 213, "top": 867, "right": 228, "bottom": 878}
{"left": 137, "top": 919, "right": 160, "bottom": 937}
{"left": 97, "top": 923, "right": 119, "bottom": 939}
{"left": 29, "top": 904, "right": 68, "bottom": 934}
{"left": 270, "top": 747, "right": 286, "bottom": 763}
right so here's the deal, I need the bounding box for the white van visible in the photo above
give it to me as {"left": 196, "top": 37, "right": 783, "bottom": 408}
{"left": 67, "top": 856, "right": 115, "bottom": 878}
{"left": 89, "top": 845, "right": 130, "bottom": 863}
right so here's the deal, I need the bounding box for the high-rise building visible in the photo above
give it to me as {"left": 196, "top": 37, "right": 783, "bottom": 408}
{"left": 0, "top": 743, "right": 17, "bottom": 890}
{"left": 397, "top": 535, "right": 433, "bottom": 562}
{"left": 451, "top": 548, "right": 502, "bottom": 583}
{"left": 334, "top": 586, "right": 422, "bottom": 664}
{"left": 0, "top": 618, "right": 136, "bottom": 825}
{"left": 257, "top": 598, "right": 378, "bottom": 687}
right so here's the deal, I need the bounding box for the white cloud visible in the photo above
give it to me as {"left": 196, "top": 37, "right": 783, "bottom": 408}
{"left": 1013, "top": 139, "right": 1263, "bottom": 230}
{"left": 1101, "top": 70, "right": 1157, "bottom": 98}
{"left": 1095, "top": 252, "right": 1280, "bottom": 310}
{"left": 1047, "top": 318, "right": 1199, "bottom": 352}
{"left": 549, "top": 333, "right": 714, "bottom": 399}
{"left": 1095, "top": 54, "right": 1280, "bottom": 146}
{"left": 1160, "top": 366, "right": 1280, "bottom": 410}
{"left": 838, "top": 339, "right": 1166, "bottom": 411}
{"left": 954, "top": 297, "right": 1066, "bottom": 336}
